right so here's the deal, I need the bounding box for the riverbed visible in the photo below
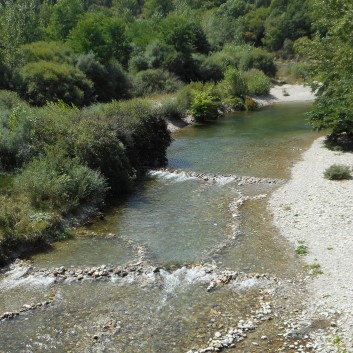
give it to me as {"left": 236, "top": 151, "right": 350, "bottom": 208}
{"left": 0, "top": 103, "right": 320, "bottom": 353}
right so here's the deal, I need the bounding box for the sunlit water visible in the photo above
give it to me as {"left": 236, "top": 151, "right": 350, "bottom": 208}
{"left": 0, "top": 103, "right": 319, "bottom": 353}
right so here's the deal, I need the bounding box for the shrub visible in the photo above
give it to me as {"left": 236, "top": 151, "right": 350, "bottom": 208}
{"left": 77, "top": 54, "right": 132, "bottom": 101}
{"left": 0, "top": 195, "right": 59, "bottom": 245}
{"left": 238, "top": 46, "right": 276, "bottom": 77}
{"left": 133, "top": 69, "right": 182, "bottom": 96}
{"left": 222, "top": 96, "right": 245, "bottom": 111}
{"left": 0, "top": 102, "right": 37, "bottom": 170}
{"left": 218, "top": 68, "right": 247, "bottom": 98}
{"left": 17, "top": 60, "right": 94, "bottom": 106}
{"left": 176, "top": 85, "right": 194, "bottom": 113}
{"left": 71, "top": 116, "right": 134, "bottom": 196}
{"left": 0, "top": 90, "right": 23, "bottom": 112}
{"left": 15, "top": 149, "right": 108, "bottom": 213}
{"left": 244, "top": 97, "right": 259, "bottom": 111}
{"left": 84, "top": 98, "right": 172, "bottom": 169}
{"left": 323, "top": 164, "right": 351, "bottom": 180}
{"left": 199, "top": 56, "right": 224, "bottom": 82}
{"left": 190, "top": 91, "right": 221, "bottom": 122}
{"left": 289, "top": 62, "right": 309, "bottom": 81}
{"left": 155, "top": 98, "right": 185, "bottom": 120}
{"left": 243, "top": 69, "right": 271, "bottom": 96}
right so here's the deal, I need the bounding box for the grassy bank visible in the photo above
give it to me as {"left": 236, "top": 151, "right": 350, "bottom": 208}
{"left": 0, "top": 91, "right": 171, "bottom": 264}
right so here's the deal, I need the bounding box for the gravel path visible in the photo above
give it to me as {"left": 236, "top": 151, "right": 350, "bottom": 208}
{"left": 269, "top": 136, "right": 353, "bottom": 352}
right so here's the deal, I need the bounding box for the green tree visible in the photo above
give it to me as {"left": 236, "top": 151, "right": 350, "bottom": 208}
{"left": 68, "top": 12, "right": 130, "bottom": 65}
{"left": 0, "top": 0, "right": 42, "bottom": 68}
{"left": 142, "top": 0, "right": 173, "bottom": 19}
{"left": 298, "top": 0, "right": 353, "bottom": 139}
{"left": 76, "top": 53, "right": 131, "bottom": 101}
{"left": 46, "top": 0, "right": 84, "bottom": 41}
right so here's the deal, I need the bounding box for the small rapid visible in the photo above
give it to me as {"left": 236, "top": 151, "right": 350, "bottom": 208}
{"left": 0, "top": 103, "right": 318, "bottom": 353}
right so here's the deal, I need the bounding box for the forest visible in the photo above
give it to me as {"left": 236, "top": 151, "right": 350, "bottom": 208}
{"left": 0, "top": 0, "right": 350, "bottom": 262}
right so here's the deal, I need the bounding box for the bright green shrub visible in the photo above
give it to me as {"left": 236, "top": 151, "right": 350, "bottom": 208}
{"left": 0, "top": 195, "right": 59, "bottom": 243}
{"left": 190, "top": 91, "right": 220, "bottom": 122}
{"left": 324, "top": 164, "right": 351, "bottom": 180}
{"left": 15, "top": 149, "right": 108, "bottom": 213}
{"left": 128, "top": 52, "right": 149, "bottom": 73}
{"left": 218, "top": 68, "right": 247, "bottom": 98}
{"left": 243, "top": 69, "right": 271, "bottom": 96}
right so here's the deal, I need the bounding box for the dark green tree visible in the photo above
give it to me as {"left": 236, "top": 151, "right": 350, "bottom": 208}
{"left": 46, "top": 0, "right": 84, "bottom": 41}
{"left": 297, "top": 0, "right": 353, "bottom": 139}
{"left": 142, "top": 0, "right": 173, "bottom": 18}
{"left": 68, "top": 12, "right": 130, "bottom": 65}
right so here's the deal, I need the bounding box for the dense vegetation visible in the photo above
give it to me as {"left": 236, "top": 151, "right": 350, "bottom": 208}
{"left": 0, "top": 0, "right": 340, "bottom": 262}
{"left": 0, "top": 0, "right": 313, "bottom": 106}
{"left": 295, "top": 0, "right": 353, "bottom": 146}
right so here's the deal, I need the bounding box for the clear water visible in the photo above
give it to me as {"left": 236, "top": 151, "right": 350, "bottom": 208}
{"left": 0, "top": 103, "right": 319, "bottom": 353}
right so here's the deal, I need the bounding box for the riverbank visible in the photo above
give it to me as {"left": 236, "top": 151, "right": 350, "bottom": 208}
{"left": 167, "top": 84, "right": 315, "bottom": 132}
{"left": 270, "top": 136, "right": 353, "bottom": 352}
{"left": 255, "top": 84, "right": 315, "bottom": 106}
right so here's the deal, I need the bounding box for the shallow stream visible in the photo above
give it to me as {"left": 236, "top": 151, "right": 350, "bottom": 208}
{"left": 0, "top": 103, "right": 318, "bottom": 353}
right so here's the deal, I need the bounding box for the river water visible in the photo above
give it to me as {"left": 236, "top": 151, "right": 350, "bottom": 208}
{"left": 0, "top": 103, "right": 318, "bottom": 353}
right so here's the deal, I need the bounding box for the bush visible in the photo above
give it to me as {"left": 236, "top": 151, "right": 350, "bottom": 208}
{"left": 176, "top": 85, "right": 194, "bottom": 113}
{"left": 71, "top": 116, "right": 134, "bottom": 196}
{"left": 77, "top": 54, "right": 132, "bottom": 101}
{"left": 17, "top": 61, "right": 94, "bottom": 106}
{"left": 323, "top": 164, "right": 351, "bottom": 180}
{"left": 190, "top": 91, "right": 221, "bottom": 122}
{"left": 0, "top": 90, "right": 23, "bottom": 112}
{"left": 199, "top": 55, "right": 224, "bottom": 82}
{"left": 238, "top": 46, "right": 276, "bottom": 77}
{"left": 0, "top": 102, "right": 37, "bottom": 170}
{"left": 155, "top": 98, "right": 185, "bottom": 120}
{"left": 244, "top": 97, "right": 259, "bottom": 111}
{"left": 133, "top": 69, "right": 182, "bottom": 96}
{"left": 15, "top": 149, "right": 108, "bottom": 213}
{"left": 222, "top": 96, "right": 245, "bottom": 111}
{"left": 218, "top": 68, "right": 247, "bottom": 98}
{"left": 84, "top": 98, "right": 172, "bottom": 169}
{"left": 289, "top": 62, "right": 309, "bottom": 81}
{"left": 0, "top": 195, "right": 59, "bottom": 245}
{"left": 243, "top": 69, "right": 271, "bottom": 96}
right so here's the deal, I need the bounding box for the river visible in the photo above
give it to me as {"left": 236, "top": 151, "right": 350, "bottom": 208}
{"left": 0, "top": 102, "right": 318, "bottom": 353}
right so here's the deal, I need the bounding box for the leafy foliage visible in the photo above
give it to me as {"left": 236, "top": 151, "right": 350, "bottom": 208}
{"left": 190, "top": 90, "right": 221, "bottom": 122}
{"left": 243, "top": 69, "right": 271, "bottom": 96}
{"left": 68, "top": 12, "right": 130, "bottom": 65}
{"left": 17, "top": 60, "right": 93, "bottom": 106}
{"left": 15, "top": 149, "right": 108, "bottom": 213}
{"left": 296, "top": 0, "right": 353, "bottom": 140}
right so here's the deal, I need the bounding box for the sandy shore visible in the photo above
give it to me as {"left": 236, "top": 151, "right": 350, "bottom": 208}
{"left": 255, "top": 84, "right": 315, "bottom": 106}
{"left": 270, "top": 137, "right": 353, "bottom": 352}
